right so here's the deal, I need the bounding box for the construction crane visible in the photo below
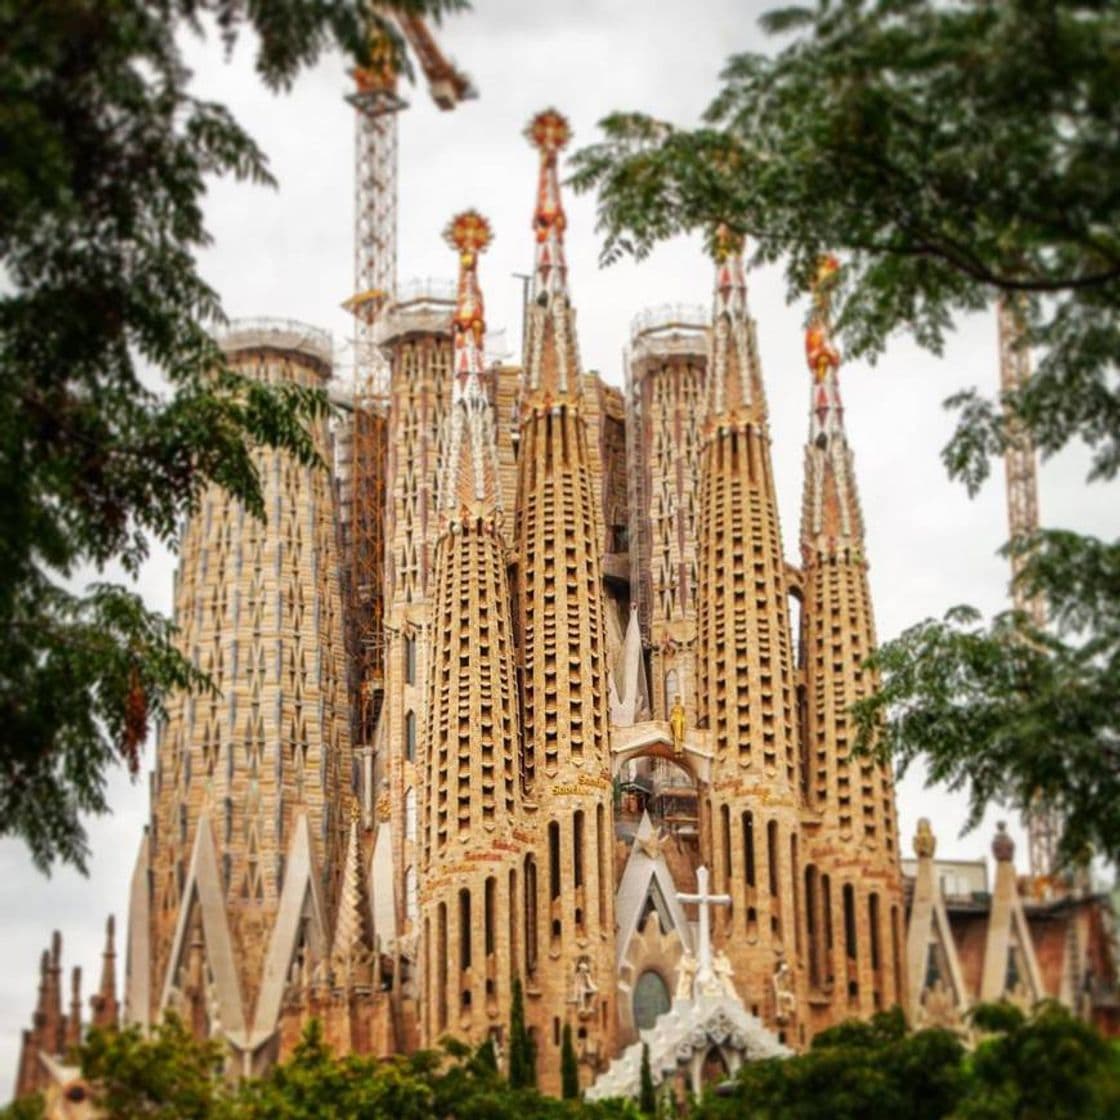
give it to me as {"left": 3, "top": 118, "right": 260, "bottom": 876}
{"left": 997, "top": 297, "right": 1061, "bottom": 881}
{"left": 341, "top": 11, "right": 475, "bottom": 752}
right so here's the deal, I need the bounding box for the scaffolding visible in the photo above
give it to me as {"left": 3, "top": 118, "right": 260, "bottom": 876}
{"left": 998, "top": 297, "right": 1060, "bottom": 879}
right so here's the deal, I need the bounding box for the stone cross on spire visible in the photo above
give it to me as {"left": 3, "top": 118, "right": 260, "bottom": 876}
{"left": 677, "top": 865, "right": 731, "bottom": 986}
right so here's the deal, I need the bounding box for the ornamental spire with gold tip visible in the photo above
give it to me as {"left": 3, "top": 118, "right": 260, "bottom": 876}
{"left": 693, "top": 223, "right": 802, "bottom": 1029}
{"left": 706, "top": 224, "right": 766, "bottom": 423}
{"left": 522, "top": 108, "right": 581, "bottom": 399}
{"left": 438, "top": 210, "right": 502, "bottom": 517}
{"left": 799, "top": 254, "right": 864, "bottom": 555}
{"left": 797, "top": 254, "right": 904, "bottom": 1020}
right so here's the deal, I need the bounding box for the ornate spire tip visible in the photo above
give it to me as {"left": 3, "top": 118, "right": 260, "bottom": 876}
{"left": 526, "top": 108, "right": 572, "bottom": 153}
{"left": 444, "top": 209, "right": 493, "bottom": 257}
{"left": 710, "top": 223, "right": 745, "bottom": 263}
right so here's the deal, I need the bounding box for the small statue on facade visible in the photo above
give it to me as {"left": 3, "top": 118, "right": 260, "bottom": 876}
{"left": 772, "top": 952, "right": 796, "bottom": 1025}
{"left": 712, "top": 950, "right": 736, "bottom": 999}
{"left": 570, "top": 956, "right": 599, "bottom": 1017}
{"left": 675, "top": 948, "right": 699, "bottom": 1003}
{"left": 669, "top": 694, "right": 686, "bottom": 755}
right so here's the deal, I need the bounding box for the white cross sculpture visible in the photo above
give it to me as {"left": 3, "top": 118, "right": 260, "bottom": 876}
{"left": 677, "top": 865, "right": 731, "bottom": 988}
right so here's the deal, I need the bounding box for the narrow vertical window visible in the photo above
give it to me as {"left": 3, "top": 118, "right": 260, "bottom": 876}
{"left": 790, "top": 833, "right": 801, "bottom": 955}
{"left": 460, "top": 888, "right": 472, "bottom": 970}
{"left": 404, "top": 634, "right": 416, "bottom": 685}
{"left": 573, "top": 810, "right": 585, "bottom": 887}
{"left": 805, "top": 865, "right": 820, "bottom": 988}
{"left": 437, "top": 903, "right": 448, "bottom": 1030}
{"left": 405, "top": 709, "right": 416, "bottom": 762}
{"left": 743, "top": 811, "right": 756, "bottom": 887}
{"left": 596, "top": 804, "right": 608, "bottom": 927}
{"left": 869, "top": 892, "right": 881, "bottom": 971}
{"left": 720, "top": 804, "right": 732, "bottom": 889}
{"left": 524, "top": 855, "right": 538, "bottom": 973}
{"left": 767, "top": 821, "right": 779, "bottom": 896}
{"left": 485, "top": 877, "right": 496, "bottom": 957}
{"left": 843, "top": 883, "right": 857, "bottom": 961}
{"left": 548, "top": 820, "right": 561, "bottom": 900}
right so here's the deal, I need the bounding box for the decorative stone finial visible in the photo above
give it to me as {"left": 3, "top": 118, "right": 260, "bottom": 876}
{"left": 913, "top": 818, "right": 937, "bottom": 859}
{"left": 992, "top": 820, "right": 1015, "bottom": 862}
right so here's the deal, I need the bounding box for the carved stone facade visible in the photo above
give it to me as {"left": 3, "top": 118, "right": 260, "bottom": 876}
{"left": 14, "top": 111, "right": 1118, "bottom": 1106}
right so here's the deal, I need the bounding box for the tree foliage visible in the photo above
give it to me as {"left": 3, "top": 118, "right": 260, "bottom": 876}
{"left": 855, "top": 532, "right": 1120, "bottom": 865}
{"left": 692, "top": 1003, "right": 1118, "bottom": 1120}
{"left": 0, "top": 0, "right": 464, "bottom": 871}
{"left": 5, "top": 1006, "right": 1114, "bottom": 1120}
{"left": 78, "top": 1014, "right": 228, "bottom": 1119}
{"left": 570, "top": 0, "right": 1120, "bottom": 859}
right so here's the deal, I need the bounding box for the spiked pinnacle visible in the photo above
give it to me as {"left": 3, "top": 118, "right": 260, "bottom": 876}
{"left": 800, "top": 254, "right": 864, "bottom": 558}
{"left": 522, "top": 109, "right": 581, "bottom": 400}
{"left": 705, "top": 224, "right": 764, "bottom": 426}
{"left": 526, "top": 108, "right": 571, "bottom": 302}
{"left": 439, "top": 210, "right": 502, "bottom": 517}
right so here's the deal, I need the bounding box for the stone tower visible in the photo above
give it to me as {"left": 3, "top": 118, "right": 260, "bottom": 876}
{"left": 514, "top": 110, "right": 616, "bottom": 1090}
{"left": 694, "top": 230, "right": 804, "bottom": 1037}
{"left": 419, "top": 212, "right": 524, "bottom": 1048}
{"left": 130, "top": 321, "right": 352, "bottom": 1072}
{"left": 376, "top": 280, "right": 456, "bottom": 987}
{"left": 626, "top": 306, "right": 709, "bottom": 723}
{"left": 797, "top": 258, "right": 905, "bottom": 1027}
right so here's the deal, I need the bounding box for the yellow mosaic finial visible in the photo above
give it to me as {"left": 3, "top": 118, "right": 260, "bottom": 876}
{"left": 526, "top": 108, "right": 572, "bottom": 154}
{"left": 710, "top": 223, "right": 745, "bottom": 263}
{"left": 444, "top": 209, "right": 493, "bottom": 258}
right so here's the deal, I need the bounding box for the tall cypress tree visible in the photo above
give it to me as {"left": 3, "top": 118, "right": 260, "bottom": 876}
{"left": 560, "top": 1023, "right": 579, "bottom": 1099}
{"left": 639, "top": 1041, "right": 656, "bottom": 1116}
{"left": 508, "top": 976, "right": 536, "bottom": 1089}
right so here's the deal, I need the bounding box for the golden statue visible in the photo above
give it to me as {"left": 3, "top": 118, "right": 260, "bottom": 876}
{"left": 669, "top": 694, "right": 686, "bottom": 754}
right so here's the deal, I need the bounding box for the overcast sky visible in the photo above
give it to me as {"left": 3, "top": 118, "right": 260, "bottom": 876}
{"left": 1, "top": 0, "right": 1114, "bottom": 1098}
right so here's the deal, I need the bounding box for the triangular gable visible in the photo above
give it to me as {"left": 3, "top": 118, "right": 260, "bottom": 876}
{"left": 159, "top": 813, "right": 247, "bottom": 1041}
{"left": 616, "top": 812, "right": 692, "bottom": 968}
{"left": 370, "top": 818, "right": 397, "bottom": 948}
{"left": 124, "top": 829, "right": 151, "bottom": 1029}
{"left": 981, "top": 855, "right": 1044, "bottom": 1005}
{"left": 252, "top": 812, "right": 328, "bottom": 1049}
{"left": 907, "top": 846, "right": 970, "bottom": 1025}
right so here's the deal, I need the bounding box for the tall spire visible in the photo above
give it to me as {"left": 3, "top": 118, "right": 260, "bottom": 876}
{"left": 527, "top": 108, "right": 571, "bottom": 302}
{"left": 91, "top": 915, "right": 119, "bottom": 1029}
{"left": 705, "top": 225, "right": 764, "bottom": 423}
{"left": 330, "top": 813, "right": 373, "bottom": 987}
{"left": 438, "top": 210, "right": 502, "bottom": 517}
{"left": 66, "top": 967, "right": 82, "bottom": 1051}
{"left": 796, "top": 253, "right": 904, "bottom": 1020}
{"left": 800, "top": 254, "right": 864, "bottom": 556}
{"left": 522, "top": 109, "right": 580, "bottom": 399}
{"left": 693, "top": 225, "right": 802, "bottom": 1030}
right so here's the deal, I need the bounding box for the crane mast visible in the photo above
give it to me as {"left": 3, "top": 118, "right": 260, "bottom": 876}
{"left": 342, "top": 16, "right": 475, "bottom": 755}
{"left": 997, "top": 297, "right": 1060, "bottom": 881}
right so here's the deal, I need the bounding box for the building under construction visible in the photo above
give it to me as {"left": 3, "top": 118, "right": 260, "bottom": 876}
{"left": 11, "top": 48, "right": 1119, "bottom": 1109}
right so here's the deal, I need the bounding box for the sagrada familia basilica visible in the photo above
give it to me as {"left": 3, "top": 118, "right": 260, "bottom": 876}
{"left": 13, "top": 110, "right": 1119, "bottom": 1104}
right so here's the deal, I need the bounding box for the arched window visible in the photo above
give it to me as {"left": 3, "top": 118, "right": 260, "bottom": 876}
{"left": 633, "top": 970, "right": 671, "bottom": 1030}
